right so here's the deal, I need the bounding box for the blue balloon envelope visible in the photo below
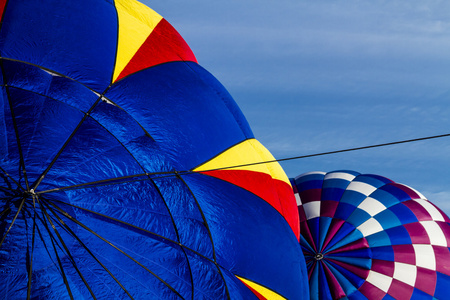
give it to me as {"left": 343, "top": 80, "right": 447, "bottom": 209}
{"left": 0, "top": 1, "right": 308, "bottom": 299}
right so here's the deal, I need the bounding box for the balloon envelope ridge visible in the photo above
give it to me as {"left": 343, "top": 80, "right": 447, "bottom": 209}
{"left": 0, "top": 1, "right": 307, "bottom": 299}
{"left": 292, "top": 170, "right": 450, "bottom": 300}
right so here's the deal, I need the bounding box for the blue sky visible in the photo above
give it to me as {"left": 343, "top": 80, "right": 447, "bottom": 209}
{"left": 146, "top": 1, "right": 450, "bottom": 215}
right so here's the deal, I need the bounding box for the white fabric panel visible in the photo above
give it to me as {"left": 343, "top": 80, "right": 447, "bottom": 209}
{"left": 295, "top": 192, "right": 302, "bottom": 206}
{"left": 413, "top": 244, "right": 436, "bottom": 271}
{"left": 366, "top": 270, "right": 392, "bottom": 293}
{"left": 303, "top": 201, "right": 321, "bottom": 220}
{"left": 295, "top": 171, "right": 325, "bottom": 180}
{"left": 324, "top": 172, "right": 356, "bottom": 181}
{"left": 393, "top": 262, "right": 417, "bottom": 286}
{"left": 415, "top": 199, "right": 445, "bottom": 222}
{"left": 421, "top": 221, "right": 448, "bottom": 247}
{"left": 347, "top": 181, "right": 377, "bottom": 196}
{"left": 357, "top": 217, "right": 384, "bottom": 237}
{"left": 357, "top": 197, "right": 387, "bottom": 217}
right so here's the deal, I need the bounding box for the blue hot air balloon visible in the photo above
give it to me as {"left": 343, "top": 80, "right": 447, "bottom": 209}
{"left": 0, "top": 0, "right": 308, "bottom": 299}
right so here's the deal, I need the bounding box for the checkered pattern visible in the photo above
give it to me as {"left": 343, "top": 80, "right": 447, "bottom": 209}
{"left": 292, "top": 170, "right": 450, "bottom": 299}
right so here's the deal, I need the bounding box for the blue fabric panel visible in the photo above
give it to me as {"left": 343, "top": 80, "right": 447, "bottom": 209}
{"left": 104, "top": 62, "right": 252, "bottom": 170}
{"left": 310, "top": 262, "right": 320, "bottom": 300}
{"left": 294, "top": 173, "right": 325, "bottom": 185}
{"left": 334, "top": 202, "right": 357, "bottom": 221}
{"left": 327, "top": 260, "right": 366, "bottom": 290}
{"left": 89, "top": 100, "right": 175, "bottom": 174}
{"left": 41, "top": 116, "right": 144, "bottom": 190}
{"left": 0, "top": 0, "right": 118, "bottom": 91}
{"left": 382, "top": 294, "right": 396, "bottom": 300}
{"left": 369, "top": 189, "right": 400, "bottom": 208}
{"left": 327, "top": 255, "right": 371, "bottom": 270}
{"left": 308, "top": 217, "right": 321, "bottom": 250}
{"left": 323, "top": 178, "right": 353, "bottom": 190}
{"left": 379, "top": 184, "right": 412, "bottom": 202}
{"left": 384, "top": 225, "right": 412, "bottom": 246}
{"left": 354, "top": 174, "right": 391, "bottom": 187}
{"left": 319, "top": 216, "right": 333, "bottom": 251}
{"left": 371, "top": 245, "right": 395, "bottom": 261}
{"left": 409, "top": 288, "right": 434, "bottom": 299}
{"left": 220, "top": 267, "right": 260, "bottom": 300}
{"left": 296, "top": 179, "right": 323, "bottom": 192}
{"left": 346, "top": 208, "right": 371, "bottom": 228}
{"left": 324, "top": 222, "right": 357, "bottom": 252}
{"left": 321, "top": 187, "right": 346, "bottom": 202}
{"left": 0, "top": 86, "right": 21, "bottom": 182}
{"left": 2, "top": 60, "right": 99, "bottom": 113}
{"left": 7, "top": 87, "right": 85, "bottom": 185}
{"left": 366, "top": 231, "right": 392, "bottom": 247}
{"left": 434, "top": 272, "right": 450, "bottom": 299}
{"left": 340, "top": 190, "right": 368, "bottom": 206}
{"left": 389, "top": 202, "right": 419, "bottom": 225}
{"left": 152, "top": 176, "right": 214, "bottom": 259}
{"left": 348, "top": 289, "right": 368, "bottom": 300}
{"left": 182, "top": 173, "right": 308, "bottom": 300}
{"left": 318, "top": 263, "right": 333, "bottom": 300}
{"left": 328, "top": 230, "right": 364, "bottom": 253}
{"left": 328, "top": 248, "right": 371, "bottom": 259}
{"left": 300, "top": 234, "right": 316, "bottom": 254}
{"left": 324, "top": 260, "right": 359, "bottom": 296}
{"left": 373, "top": 210, "right": 401, "bottom": 231}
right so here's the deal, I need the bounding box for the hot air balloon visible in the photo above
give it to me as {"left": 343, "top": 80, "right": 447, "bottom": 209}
{"left": 0, "top": 0, "right": 308, "bottom": 299}
{"left": 291, "top": 170, "right": 450, "bottom": 300}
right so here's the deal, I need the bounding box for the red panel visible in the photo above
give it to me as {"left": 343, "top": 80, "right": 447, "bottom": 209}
{"left": 201, "top": 169, "right": 300, "bottom": 239}
{"left": 116, "top": 18, "right": 197, "bottom": 81}
{"left": 0, "top": 0, "right": 7, "bottom": 22}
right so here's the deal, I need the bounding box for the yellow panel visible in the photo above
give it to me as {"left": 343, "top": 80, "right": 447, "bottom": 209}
{"left": 113, "top": 0, "right": 163, "bottom": 81}
{"left": 237, "top": 276, "right": 287, "bottom": 300}
{"left": 194, "top": 139, "right": 290, "bottom": 185}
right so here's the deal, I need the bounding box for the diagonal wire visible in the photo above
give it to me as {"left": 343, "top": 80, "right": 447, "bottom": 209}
{"left": 37, "top": 196, "right": 97, "bottom": 299}
{"left": 41, "top": 197, "right": 184, "bottom": 299}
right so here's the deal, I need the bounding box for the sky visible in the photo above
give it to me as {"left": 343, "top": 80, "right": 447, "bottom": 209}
{"left": 146, "top": 1, "right": 450, "bottom": 215}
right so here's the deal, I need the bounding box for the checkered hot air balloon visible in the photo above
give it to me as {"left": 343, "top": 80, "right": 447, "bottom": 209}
{"left": 0, "top": 0, "right": 308, "bottom": 298}
{"left": 291, "top": 170, "right": 450, "bottom": 300}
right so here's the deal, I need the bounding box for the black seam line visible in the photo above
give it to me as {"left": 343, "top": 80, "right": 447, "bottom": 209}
{"left": 36, "top": 198, "right": 74, "bottom": 300}
{"left": 45, "top": 106, "right": 153, "bottom": 185}
{"left": 175, "top": 173, "right": 231, "bottom": 300}
{"left": 235, "top": 275, "right": 287, "bottom": 300}
{"left": 42, "top": 197, "right": 184, "bottom": 299}
{"left": 0, "top": 59, "right": 30, "bottom": 190}
{"left": 38, "top": 199, "right": 135, "bottom": 299}
{"left": 0, "top": 161, "right": 25, "bottom": 191}
{"left": 146, "top": 176, "right": 195, "bottom": 300}
{"left": 38, "top": 198, "right": 97, "bottom": 299}
{"left": 32, "top": 94, "right": 106, "bottom": 191}
{"left": 4, "top": 85, "right": 88, "bottom": 115}
{"left": 26, "top": 208, "right": 37, "bottom": 300}
{"left": 0, "top": 196, "right": 26, "bottom": 248}
{"left": 0, "top": 57, "right": 156, "bottom": 141}
{"left": 0, "top": 185, "right": 14, "bottom": 192}
{"left": 48, "top": 198, "right": 223, "bottom": 267}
